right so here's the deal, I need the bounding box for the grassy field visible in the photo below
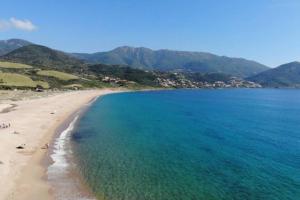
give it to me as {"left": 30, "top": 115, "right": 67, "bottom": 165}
{"left": 0, "top": 61, "right": 32, "bottom": 69}
{"left": 0, "top": 72, "right": 49, "bottom": 88}
{"left": 0, "top": 73, "right": 37, "bottom": 87}
{"left": 34, "top": 80, "right": 50, "bottom": 89}
{"left": 37, "top": 70, "right": 79, "bottom": 81}
{"left": 63, "top": 84, "right": 83, "bottom": 89}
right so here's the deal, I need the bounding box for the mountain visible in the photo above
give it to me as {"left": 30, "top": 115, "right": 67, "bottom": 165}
{"left": 0, "top": 43, "right": 265, "bottom": 90}
{"left": 0, "top": 44, "right": 85, "bottom": 72}
{"left": 0, "top": 39, "right": 266, "bottom": 89}
{"left": 72, "top": 46, "right": 269, "bottom": 77}
{"left": 0, "top": 39, "right": 32, "bottom": 56}
{"left": 0, "top": 44, "right": 165, "bottom": 88}
{"left": 247, "top": 61, "right": 300, "bottom": 87}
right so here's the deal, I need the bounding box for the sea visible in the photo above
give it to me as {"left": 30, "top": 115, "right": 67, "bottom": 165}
{"left": 49, "top": 89, "right": 300, "bottom": 200}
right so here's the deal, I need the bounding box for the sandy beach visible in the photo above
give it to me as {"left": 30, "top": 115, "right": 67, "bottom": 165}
{"left": 0, "top": 89, "right": 119, "bottom": 200}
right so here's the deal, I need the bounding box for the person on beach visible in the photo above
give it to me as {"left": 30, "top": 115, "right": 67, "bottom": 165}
{"left": 0, "top": 123, "right": 10, "bottom": 129}
{"left": 42, "top": 143, "right": 49, "bottom": 149}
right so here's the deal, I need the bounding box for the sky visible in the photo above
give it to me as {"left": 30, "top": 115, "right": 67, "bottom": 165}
{"left": 1, "top": 0, "right": 300, "bottom": 67}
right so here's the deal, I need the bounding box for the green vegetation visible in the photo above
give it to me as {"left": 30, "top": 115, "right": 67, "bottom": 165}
{"left": 0, "top": 61, "right": 32, "bottom": 69}
{"left": 0, "top": 72, "right": 49, "bottom": 88}
{"left": 34, "top": 80, "right": 50, "bottom": 89}
{"left": 0, "top": 73, "right": 36, "bottom": 87}
{"left": 185, "top": 72, "right": 231, "bottom": 83}
{"left": 73, "top": 46, "right": 269, "bottom": 77}
{"left": 0, "top": 39, "right": 31, "bottom": 56}
{"left": 63, "top": 84, "right": 83, "bottom": 89}
{"left": 88, "top": 64, "right": 159, "bottom": 87}
{"left": 37, "top": 70, "right": 79, "bottom": 81}
{"left": 247, "top": 62, "right": 300, "bottom": 87}
{"left": 0, "top": 38, "right": 282, "bottom": 89}
{"left": 1, "top": 44, "right": 85, "bottom": 72}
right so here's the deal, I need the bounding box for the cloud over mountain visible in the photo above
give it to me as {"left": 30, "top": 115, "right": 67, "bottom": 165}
{"left": 0, "top": 17, "right": 37, "bottom": 31}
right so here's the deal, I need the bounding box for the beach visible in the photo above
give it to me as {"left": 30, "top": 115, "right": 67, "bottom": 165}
{"left": 0, "top": 89, "right": 118, "bottom": 200}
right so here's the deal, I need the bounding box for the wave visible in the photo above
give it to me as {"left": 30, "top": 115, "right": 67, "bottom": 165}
{"left": 47, "top": 115, "right": 95, "bottom": 200}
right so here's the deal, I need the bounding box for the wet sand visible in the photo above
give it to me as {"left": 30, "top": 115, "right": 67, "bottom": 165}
{"left": 0, "top": 89, "right": 120, "bottom": 200}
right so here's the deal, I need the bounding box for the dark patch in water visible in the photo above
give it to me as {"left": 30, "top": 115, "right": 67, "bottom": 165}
{"left": 202, "top": 128, "right": 225, "bottom": 141}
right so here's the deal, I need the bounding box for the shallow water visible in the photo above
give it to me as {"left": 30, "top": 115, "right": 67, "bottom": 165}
{"left": 72, "top": 89, "right": 300, "bottom": 200}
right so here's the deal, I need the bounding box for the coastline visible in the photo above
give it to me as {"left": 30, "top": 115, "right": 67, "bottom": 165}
{"left": 0, "top": 89, "right": 122, "bottom": 200}
{"left": 47, "top": 93, "right": 102, "bottom": 200}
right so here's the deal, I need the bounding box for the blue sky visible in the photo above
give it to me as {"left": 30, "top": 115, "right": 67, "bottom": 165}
{"left": 1, "top": 0, "right": 300, "bottom": 67}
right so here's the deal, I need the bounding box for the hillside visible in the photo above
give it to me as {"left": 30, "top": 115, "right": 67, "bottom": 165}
{"left": 0, "top": 39, "right": 32, "bottom": 56}
{"left": 0, "top": 44, "right": 85, "bottom": 73}
{"left": 0, "top": 60, "right": 82, "bottom": 89}
{"left": 73, "top": 46, "right": 269, "bottom": 77}
{"left": 247, "top": 62, "right": 300, "bottom": 87}
{"left": 0, "top": 39, "right": 265, "bottom": 89}
{"left": 0, "top": 39, "right": 269, "bottom": 78}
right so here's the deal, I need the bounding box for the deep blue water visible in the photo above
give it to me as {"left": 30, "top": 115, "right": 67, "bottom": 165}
{"left": 72, "top": 89, "right": 300, "bottom": 200}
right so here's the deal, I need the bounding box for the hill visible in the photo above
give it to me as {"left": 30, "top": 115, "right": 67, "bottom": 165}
{"left": 0, "top": 60, "right": 100, "bottom": 89}
{"left": 0, "top": 44, "right": 85, "bottom": 73}
{"left": 88, "top": 64, "right": 160, "bottom": 87}
{"left": 0, "top": 61, "right": 32, "bottom": 69}
{"left": 73, "top": 46, "right": 269, "bottom": 77}
{"left": 0, "top": 40, "right": 265, "bottom": 89}
{"left": 0, "top": 72, "right": 49, "bottom": 88}
{"left": 0, "top": 39, "right": 32, "bottom": 56}
{"left": 247, "top": 62, "right": 300, "bottom": 87}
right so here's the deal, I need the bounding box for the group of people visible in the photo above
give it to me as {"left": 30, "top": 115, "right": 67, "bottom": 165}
{"left": 0, "top": 123, "right": 10, "bottom": 129}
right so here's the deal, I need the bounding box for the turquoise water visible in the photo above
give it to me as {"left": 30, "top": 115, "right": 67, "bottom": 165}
{"left": 72, "top": 89, "right": 300, "bottom": 200}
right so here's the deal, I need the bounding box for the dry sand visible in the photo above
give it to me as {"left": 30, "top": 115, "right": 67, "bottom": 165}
{"left": 0, "top": 89, "right": 120, "bottom": 200}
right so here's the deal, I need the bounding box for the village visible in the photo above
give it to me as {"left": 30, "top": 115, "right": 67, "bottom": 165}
{"left": 157, "top": 77, "right": 262, "bottom": 88}
{"left": 101, "top": 74, "right": 262, "bottom": 89}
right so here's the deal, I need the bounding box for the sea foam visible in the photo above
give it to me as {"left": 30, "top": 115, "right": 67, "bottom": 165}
{"left": 48, "top": 115, "right": 95, "bottom": 200}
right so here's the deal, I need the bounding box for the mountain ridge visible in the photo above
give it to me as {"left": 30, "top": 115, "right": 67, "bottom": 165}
{"left": 0, "top": 39, "right": 32, "bottom": 56}
{"left": 0, "top": 44, "right": 85, "bottom": 72}
{"left": 247, "top": 61, "right": 300, "bottom": 87}
{"left": 0, "top": 39, "right": 269, "bottom": 78}
{"left": 72, "top": 46, "right": 269, "bottom": 77}
{"left": 0, "top": 40, "right": 267, "bottom": 89}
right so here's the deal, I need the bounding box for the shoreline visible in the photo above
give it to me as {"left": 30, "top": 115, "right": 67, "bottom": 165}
{"left": 47, "top": 93, "right": 101, "bottom": 200}
{"left": 0, "top": 89, "right": 123, "bottom": 200}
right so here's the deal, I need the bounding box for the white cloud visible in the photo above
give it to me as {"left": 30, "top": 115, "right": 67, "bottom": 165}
{"left": 10, "top": 17, "right": 37, "bottom": 31}
{"left": 0, "top": 17, "right": 37, "bottom": 32}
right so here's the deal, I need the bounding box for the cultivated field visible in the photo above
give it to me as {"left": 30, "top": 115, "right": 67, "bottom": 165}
{"left": 37, "top": 70, "right": 79, "bottom": 81}
{"left": 0, "top": 61, "right": 32, "bottom": 69}
{"left": 0, "top": 72, "right": 49, "bottom": 88}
